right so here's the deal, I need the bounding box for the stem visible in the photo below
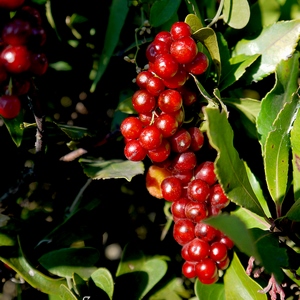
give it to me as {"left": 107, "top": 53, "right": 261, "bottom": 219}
{"left": 207, "top": 0, "right": 224, "bottom": 28}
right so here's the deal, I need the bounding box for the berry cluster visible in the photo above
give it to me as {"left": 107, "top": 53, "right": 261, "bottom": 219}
{"left": 0, "top": 1, "right": 48, "bottom": 119}
{"left": 120, "top": 21, "right": 234, "bottom": 284}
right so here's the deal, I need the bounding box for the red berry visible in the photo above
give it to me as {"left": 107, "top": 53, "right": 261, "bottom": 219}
{"left": 147, "top": 138, "right": 171, "bottom": 162}
{"left": 172, "top": 169, "right": 193, "bottom": 185}
{"left": 209, "top": 184, "right": 230, "bottom": 209}
{"left": 184, "top": 52, "right": 209, "bottom": 75}
{"left": 187, "top": 179, "right": 210, "bottom": 202}
{"left": 188, "top": 127, "right": 205, "bottom": 151}
{"left": 170, "top": 36, "right": 198, "bottom": 64}
{"left": 169, "top": 128, "right": 191, "bottom": 153}
{"left": 210, "top": 242, "right": 228, "bottom": 262}
{"left": 171, "top": 197, "right": 189, "bottom": 219}
{"left": 132, "top": 90, "right": 156, "bottom": 114}
{"left": 173, "top": 219, "right": 195, "bottom": 245}
{"left": 181, "top": 242, "right": 192, "bottom": 260}
{"left": 170, "top": 22, "right": 192, "bottom": 40}
{"left": 29, "top": 26, "right": 46, "bottom": 47}
{"left": 146, "top": 40, "right": 170, "bottom": 63}
{"left": 146, "top": 76, "right": 165, "bottom": 96}
{"left": 158, "top": 89, "right": 182, "bottom": 114}
{"left": 0, "top": 0, "right": 25, "bottom": 10}
{"left": 162, "top": 66, "right": 188, "bottom": 89}
{"left": 194, "top": 161, "right": 217, "bottom": 185}
{"left": 138, "top": 112, "right": 152, "bottom": 126}
{"left": 16, "top": 6, "right": 43, "bottom": 26}
{"left": 120, "top": 117, "right": 144, "bottom": 140}
{"left": 154, "top": 113, "right": 178, "bottom": 138}
{"left": 154, "top": 31, "right": 173, "bottom": 48}
{"left": 2, "top": 19, "right": 31, "bottom": 46}
{"left": 194, "top": 222, "right": 218, "bottom": 242}
{"left": 178, "top": 86, "right": 197, "bottom": 106}
{"left": 139, "top": 125, "right": 163, "bottom": 150}
{"left": 136, "top": 71, "right": 153, "bottom": 89}
{"left": 124, "top": 139, "right": 147, "bottom": 161}
{"left": 185, "top": 201, "right": 208, "bottom": 223}
{"left": 161, "top": 176, "right": 182, "bottom": 201}
{"left": 153, "top": 53, "right": 178, "bottom": 79}
{"left": 0, "top": 94, "right": 21, "bottom": 119}
{"left": 182, "top": 261, "right": 197, "bottom": 278}
{"left": 29, "top": 53, "right": 48, "bottom": 75}
{"left": 188, "top": 238, "right": 210, "bottom": 261}
{"left": 172, "top": 151, "right": 197, "bottom": 172}
{"left": 218, "top": 235, "right": 234, "bottom": 250}
{"left": 217, "top": 256, "right": 230, "bottom": 270}
{"left": 195, "top": 258, "right": 218, "bottom": 281}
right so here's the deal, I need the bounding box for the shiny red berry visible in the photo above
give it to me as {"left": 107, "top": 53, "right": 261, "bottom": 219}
{"left": 161, "top": 176, "right": 182, "bottom": 201}
{"left": 124, "top": 139, "right": 147, "bottom": 161}
{"left": 169, "top": 128, "right": 191, "bottom": 153}
{"left": 188, "top": 238, "right": 210, "bottom": 261}
{"left": 171, "top": 197, "right": 189, "bottom": 219}
{"left": 172, "top": 151, "right": 197, "bottom": 172}
{"left": 120, "top": 117, "right": 144, "bottom": 140}
{"left": 147, "top": 138, "right": 171, "bottom": 162}
{"left": 170, "top": 36, "right": 198, "bottom": 64}
{"left": 136, "top": 71, "right": 153, "bottom": 89}
{"left": 158, "top": 89, "right": 182, "bottom": 114}
{"left": 0, "top": 0, "right": 25, "bottom": 10}
{"left": 184, "top": 52, "right": 209, "bottom": 75}
{"left": 0, "top": 94, "right": 21, "bottom": 119}
{"left": 2, "top": 19, "right": 31, "bottom": 46}
{"left": 139, "top": 125, "right": 163, "bottom": 150}
{"left": 170, "top": 22, "right": 192, "bottom": 40}
{"left": 132, "top": 90, "right": 156, "bottom": 114}
{"left": 173, "top": 219, "right": 195, "bottom": 246}
{"left": 187, "top": 179, "right": 210, "bottom": 202}
{"left": 195, "top": 161, "right": 217, "bottom": 185}
{"left": 182, "top": 261, "right": 197, "bottom": 278}
{"left": 153, "top": 53, "right": 178, "bottom": 79}
{"left": 185, "top": 201, "right": 208, "bottom": 223}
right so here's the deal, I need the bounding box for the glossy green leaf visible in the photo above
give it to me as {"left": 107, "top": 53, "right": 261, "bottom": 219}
{"left": 285, "top": 199, "right": 300, "bottom": 221}
{"left": 0, "top": 246, "right": 67, "bottom": 296}
{"left": 233, "top": 20, "right": 300, "bottom": 82}
{"left": 192, "top": 27, "right": 221, "bottom": 82}
{"left": 257, "top": 53, "right": 299, "bottom": 153}
{"left": 219, "top": 54, "right": 260, "bottom": 91}
{"left": 79, "top": 158, "right": 144, "bottom": 181}
{"left": 38, "top": 247, "right": 99, "bottom": 280}
{"left": 184, "top": 14, "right": 203, "bottom": 32}
{"left": 57, "top": 124, "right": 96, "bottom": 140}
{"left": 264, "top": 92, "right": 299, "bottom": 209}
{"left": 149, "top": 0, "right": 181, "bottom": 27}
{"left": 250, "top": 228, "right": 288, "bottom": 282}
{"left": 59, "top": 285, "right": 78, "bottom": 300}
{"left": 291, "top": 108, "right": 300, "bottom": 200}
{"left": 115, "top": 243, "right": 168, "bottom": 300}
{"left": 204, "top": 214, "right": 258, "bottom": 259}
{"left": 115, "top": 96, "right": 135, "bottom": 114}
{"left": 91, "top": 268, "right": 114, "bottom": 300}
{"left": 90, "top": 0, "right": 129, "bottom": 92}
{"left": 0, "top": 233, "right": 15, "bottom": 246}
{"left": 223, "top": 0, "right": 250, "bottom": 29}
{"left": 195, "top": 278, "right": 225, "bottom": 300}
{"left": 224, "top": 252, "right": 267, "bottom": 300}
{"left": 149, "top": 277, "right": 191, "bottom": 300}
{"left": 204, "top": 107, "right": 266, "bottom": 217}
{"left": 3, "top": 111, "right": 24, "bottom": 147}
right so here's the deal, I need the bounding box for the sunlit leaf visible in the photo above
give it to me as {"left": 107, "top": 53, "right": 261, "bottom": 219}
{"left": 59, "top": 285, "right": 78, "bottom": 300}
{"left": 195, "top": 278, "right": 225, "bottom": 300}
{"left": 224, "top": 252, "right": 267, "bottom": 300}
{"left": 184, "top": 14, "right": 203, "bottom": 32}
{"left": 204, "top": 107, "right": 266, "bottom": 217}
{"left": 115, "top": 96, "right": 136, "bottom": 114}
{"left": 285, "top": 199, "right": 300, "bottom": 221}
{"left": 0, "top": 233, "right": 15, "bottom": 246}
{"left": 150, "top": 0, "right": 181, "bottom": 27}
{"left": 223, "top": 0, "right": 250, "bottom": 29}
{"left": 80, "top": 158, "right": 144, "bottom": 181}
{"left": 233, "top": 20, "right": 300, "bottom": 82}
{"left": 90, "top": 0, "right": 130, "bottom": 92}
{"left": 91, "top": 268, "right": 114, "bottom": 300}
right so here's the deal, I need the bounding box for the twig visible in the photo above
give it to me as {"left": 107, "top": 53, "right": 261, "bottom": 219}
{"left": 207, "top": 0, "right": 224, "bottom": 28}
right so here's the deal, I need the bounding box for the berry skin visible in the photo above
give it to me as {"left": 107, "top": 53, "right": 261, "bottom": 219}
{"left": 29, "top": 53, "right": 48, "bottom": 75}
{"left": 2, "top": 19, "right": 32, "bottom": 46}
{"left": 1, "top": 45, "right": 31, "bottom": 73}
{"left": 132, "top": 89, "right": 156, "bottom": 114}
{"left": 154, "top": 113, "right": 178, "bottom": 138}
{"left": 162, "top": 66, "right": 187, "bottom": 89}
{"left": 185, "top": 201, "right": 208, "bottom": 223}
{"left": 158, "top": 89, "right": 182, "bottom": 114}
{"left": 139, "top": 125, "right": 163, "bottom": 150}
{"left": 153, "top": 53, "right": 178, "bottom": 79}
{"left": 171, "top": 197, "right": 189, "bottom": 219}
{"left": 146, "top": 76, "right": 165, "bottom": 96}
{"left": 147, "top": 138, "right": 171, "bottom": 162}
{"left": 124, "top": 139, "right": 147, "bottom": 161}
{"left": 0, "top": 95, "right": 21, "bottom": 119}
{"left": 187, "top": 179, "right": 210, "bottom": 202}
{"left": 178, "top": 86, "right": 197, "bottom": 106}
{"left": 169, "top": 128, "right": 191, "bottom": 153}
{"left": 0, "top": 0, "right": 25, "bottom": 10}
{"left": 217, "top": 256, "right": 230, "bottom": 270}
{"left": 195, "top": 258, "right": 218, "bottom": 282}
{"left": 172, "top": 169, "right": 193, "bottom": 185}
{"left": 194, "top": 222, "right": 218, "bottom": 242}
{"left": 120, "top": 117, "right": 144, "bottom": 140}
{"left": 181, "top": 242, "right": 192, "bottom": 261}
{"left": 188, "top": 127, "right": 205, "bottom": 151}
{"left": 146, "top": 40, "right": 170, "bottom": 63}
{"left": 210, "top": 242, "right": 228, "bottom": 262}
{"left": 173, "top": 219, "right": 195, "bottom": 246}
{"left": 184, "top": 52, "right": 209, "bottom": 75}
{"left": 170, "top": 36, "right": 198, "bottom": 64}
{"left": 172, "top": 151, "right": 197, "bottom": 172}
{"left": 170, "top": 22, "right": 192, "bottom": 40}
{"left": 195, "top": 161, "right": 217, "bottom": 186}
{"left": 161, "top": 176, "right": 182, "bottom": 201}
{"left": 218, "top": 235, "right": 234, "bottom": 250}
{"left": 182, "top": 261, "right": 197, "bottom": 278}
{"left": 136, "top": 71, "right": 153, "bottom": 89}
{"left": 209, "top": 184, "right": 230, "bottom": 209}
{"left": 187, "top": 238, "right": 210, "bottom": 261}
{"left": 154, "top": 31, "right": 173, "bottom": 48}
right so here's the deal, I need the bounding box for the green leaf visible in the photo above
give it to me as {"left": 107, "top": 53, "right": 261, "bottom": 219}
{"left": 249, "top": 228, "right": 288, "bottom": 282}
{"left": 184, "top": 14, "right": 203, "bottom": 32}
{"left": 233, "top": 20, "right": 300, "bottom": 82}
{"left": 38, "top": 247, "right": 99, "bottom": 280}
{"left": 219, "top": 54, "right": 260, "bottom": 91}
{"left": 90, "top": 0, "right": 130, "bottom": 92}
{"left": 224, "top": 252, "right": 267, "bottom": 300}
{"left": 91, "top": 268, "right": 114, "bottom": 300}
{"left": 264, "top": 92, "right": 299, "bottom": 209}
{"left": 204, "top": 214, "right": 258, "bottom": 259}
{"left": 192, "top": 27, "right": 221, "bottom": 82}
{"left": 0, "top": 233, "right": 15, "bottom": 246}
{"left": 79, "top": 158, "right": 144, "bottom": 181}
{"left": 149, "top": 0, "right": 181, "bottom": 27}
{"left": 195, "top": 279, "right": 225, "bottom": 300}
{"left": 59, "top": 285, "right": 78, "bottom": 300}
{"left": 257, "top": 52, "right": 300, "bottom": 153}
{"left": 49, "top": 61, "right": 72, "bottom": 71}
{"left": 72, "top": 273, "right": 87, "bottom": 297}
{"left": 223, "top": 0, "right": 250, "bottom": 29}
{"left": 3, "top": 111, "right": 24, "bottom": 147}
{"left": 204, "top": 107, "right": 266, "bottom": 217}
{"left": 291, "top": 108, "right": 300, "bottom": 200}
{"left": 285, "top": 199, "right": 300, "bottom": 221}
{"left": 149, "top": 277, "right": 191, "bottom": 300}
{"left": 115, "top": 96, "right": 135, "bottom": 114}
{"left": 115, "top": 243, "right": 168, "bottom": 300}
{"left": 56, "top": 124, "right": 96, "bottom": 140}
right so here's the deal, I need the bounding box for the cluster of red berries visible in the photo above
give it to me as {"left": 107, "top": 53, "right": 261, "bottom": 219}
{"left": 0, "top": 1, "right": 48, "bottom": 119}
{"left": 120, "top": 21, "right": 234, "bottom": 284}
